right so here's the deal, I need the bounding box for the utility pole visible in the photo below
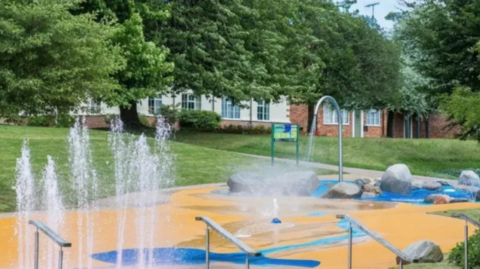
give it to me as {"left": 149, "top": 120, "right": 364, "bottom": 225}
{"left": 365, "top": 2, "right": 380, "bottom": 19}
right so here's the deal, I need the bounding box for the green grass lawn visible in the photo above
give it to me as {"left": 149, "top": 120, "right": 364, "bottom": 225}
{"left": 432, "top": 208, "right": 480, "bottom": 220}
{"left": 175, "top": 131, "right": 480, "bottom": 178}
{"left": 0, "top": 125, "right": 332, "bottom": 213}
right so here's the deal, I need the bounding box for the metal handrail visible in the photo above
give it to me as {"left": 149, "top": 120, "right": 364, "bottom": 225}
{"left": 451, "top": 213, "right": 480, "bottom": 269}
{"left": 196, "top": 216, "right": 261, "bottom": 269}
{"left": 337, "top": 214, "right": 418, "bottom": 269}
{"left": 29, "top": 220, "right": 71, "bottom": 269}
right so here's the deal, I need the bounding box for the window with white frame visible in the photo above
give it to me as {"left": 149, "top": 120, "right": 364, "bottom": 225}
{"left": 181, "top": 94, "right": 201, "bottom": 110}
{"left": 366, "top": 109, "right": 381, "bottom": 126}
{"left": 323, "top": 104, "right": 349, "bottom": 125}
{"left": 148, "top": 95, "right": 162, "bottom": 115}
{"left": 221, "top": 97, "right": 240, "bottom": 119}
{"left": 89, "top": 99, "right": 101, "bottom": 114}
{"left": 257, "top": 100, "right": 270, "bottom": 121}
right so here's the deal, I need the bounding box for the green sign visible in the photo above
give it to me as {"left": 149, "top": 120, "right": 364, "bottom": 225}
{"left": 273, "top": 124, "right": 298, "bottom": 142}
{"left": 271, "top": 123, "right": 300, "bottom": 166}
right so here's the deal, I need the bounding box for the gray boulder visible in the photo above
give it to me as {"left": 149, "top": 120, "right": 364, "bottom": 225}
{"left": 436, "top": 180, "right": 451, "bottom": 187}
{"left": 458, "top": 171, "right": 480, "bottom": 187}
{"left": 361, "top": 192, "right": 376, "bottom": 199}
{"left": 322, "top": 182, "right": 363, "bottom": 199}
{"left": 423, "top": 181, "right": 443, "bottom": 191}
{"left": 273, "top": 171, "right": 319, "bottom": 196}
{"left": 228, "top": 172, "right": 264, "bottom": 193}
{"left": 228, "top": 171, "right": 320, "bottom": 196}
{"left": 412, "top": 180, "right": 424, "bottom": 190}
{"left": 354, "top": 179, "right": 367, "bottom": 187}
{"left": 455, "top": 185, "right": 480, "bottom": 201}
{"left": 396, "top": 240, "right": 443, "bottom": 264}
{"left": 380, "top": 164, "right": 413, "bottom": 195}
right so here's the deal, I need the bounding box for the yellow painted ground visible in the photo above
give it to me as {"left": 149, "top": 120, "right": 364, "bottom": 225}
{"left": 1, "top": 177, "right": 480, "bottom": 269}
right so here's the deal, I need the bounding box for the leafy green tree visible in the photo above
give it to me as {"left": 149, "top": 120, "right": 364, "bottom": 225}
{"left": 104, "top": 13, "right": 173, "bottom": 126}
{"left": 394, "top": 0, "right": 480, "bottom": 140}
{"left": 0, "top": 1, "right": 124, "bottom": 119}
{"left": 76, "top": 0, "right": 174, "bottom": 127}
{"left": 282, "top": 1, "right": 401, "bottom": 129}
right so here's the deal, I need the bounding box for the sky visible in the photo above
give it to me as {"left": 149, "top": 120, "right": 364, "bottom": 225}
{"left": 349, "top": 0, "right": 401, "bottom": 30}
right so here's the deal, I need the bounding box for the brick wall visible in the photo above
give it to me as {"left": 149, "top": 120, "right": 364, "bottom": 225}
{"left": 289, "top": 104, "right": 309, "bottom": 132}
{"left": 391, "top": 112, "right": 460, "bottom": 139}
{"left": 316, "top": 107, "right": 353, "bottom": 137}
{"left": 411, "top": 113, "right": 460, "bottom": 139}
{"left": 84, "top": 116, "right": 109, "bottom": 129}
{"left": 289, "top": 104, "right": 388, "bottom": 138}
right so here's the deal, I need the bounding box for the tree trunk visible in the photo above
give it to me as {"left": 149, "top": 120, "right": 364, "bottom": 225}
{"left": 387, "top": 111, "right": 395, "bottom": 138}
{"left": 307, "top": 104, "right": 316, "bottom": 134}
{"left": 119, "top": 101, "right": 142, "bottom": 128}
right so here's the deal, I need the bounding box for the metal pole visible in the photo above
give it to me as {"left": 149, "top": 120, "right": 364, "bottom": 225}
{"left": 206, "top": 227, "right": 210, "bottom": 269}
{"left": 246, "top": 254, "right": 250, "bottom": 269}
{"left": 399, "top": 259, "right": 403, "bottom": 269}
{"left": 296, "top": 124, "right": 300, "bottom": 166}
{"left": 271, "top": 123, "right": 275, "bottom": 166}
{"left": 465, "top": 220, "right": 468, "bottom": 269}
{"left": 58, "top": 248, "right": 64, "bottom": 269}
{"left": 348, "top": 222, "right": 352, "bottom": 269}
{"left": 34, "top": 228, "right": 39, "bottom": 269}
{"left": 338, "top": 109, "right": 343, "bottom": 182}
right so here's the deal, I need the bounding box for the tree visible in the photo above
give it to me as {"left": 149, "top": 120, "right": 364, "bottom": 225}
{"left": 76, "top": 0, "right": 174, "bottom": 127}
{"left": 0, "top": 1, "right": 124, "bottom": 119}
{"left": 394, "top": 0, "right": 480, "bottom": 140}
{"left": 104, "top": 13, "right": 173, "bottom": 126}
{"left": 282, "top": 1, "right": 401, "bottom": 129}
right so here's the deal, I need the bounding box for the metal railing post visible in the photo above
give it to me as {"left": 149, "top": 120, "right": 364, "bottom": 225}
{"left": 246, "top": 254, "right": 250, "bottom": 269}
{"left": 58, "top": 247, "right": 64, "bottom": 269}
{"left": 206, "top": 227, "right": 210, "bottom": 269}
{"left": 34, "top": 228, "right": 39, "bottom": 269}
{"left": 348, "top": 222, "right": 352, "bottom": 269}
{"left": 465, "top": 220, "right": 468, "bottom": 269}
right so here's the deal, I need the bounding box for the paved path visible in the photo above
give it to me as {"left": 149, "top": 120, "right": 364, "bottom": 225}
{"left": 242, "top": 153, "right": 458, "bottom": 184}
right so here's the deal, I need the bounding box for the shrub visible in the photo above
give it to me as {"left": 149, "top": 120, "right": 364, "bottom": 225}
{"left": 55, "top": 114, "right": 75, "bottom": 128}
{"left": 138, "top": 114, "right": 153, "bottom": 127}
{"left": 179, "top": 110, "right": 221, "bottom": 129}
{"left": 103, "top": 114, "right": 117, "bottom": 125}
{"left": 449, "top": 229, "right": 480, "bottom": 267}
{"left": 159, "top": 104, "right": 180, "bottom": 126}
{"left": 27, "top": 116, "right": 53, "bottom": 127}
{"left": 27, "top": 115, "right": 76, "bottom": 128}
{"left": 214, "top": 124, "right": 271, "bottom": 135}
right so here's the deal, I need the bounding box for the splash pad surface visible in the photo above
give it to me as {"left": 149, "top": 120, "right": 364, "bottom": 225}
{"left": 2, "top": 176, "right": 480, "bottom": 269}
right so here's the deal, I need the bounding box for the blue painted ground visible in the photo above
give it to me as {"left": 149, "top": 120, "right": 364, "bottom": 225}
{"left": 91, "top": 248, "right": 320, "bottom": 267}
{"left": 90, "top": 220, "right": 366, "bottom": 268}
{"left": 312, "top": 180, "right": 473, "bottom": 205}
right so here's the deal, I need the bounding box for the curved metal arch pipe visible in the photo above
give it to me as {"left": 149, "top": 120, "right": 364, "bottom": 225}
{"left": 307, "top": 96, "right": 343, "bottom": 182}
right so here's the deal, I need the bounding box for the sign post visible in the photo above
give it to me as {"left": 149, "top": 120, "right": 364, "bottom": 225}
{"left": 271, "top": 123, "right": 300, "bottom": 166}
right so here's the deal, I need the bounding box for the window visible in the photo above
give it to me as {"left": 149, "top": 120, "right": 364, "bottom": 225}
{"left": 148, "top": 95, "right": 162, "bottom": 115}
{"left": 89, "top": 99, "right": 101, "bottom": 114}
{"left": 323, "top": 104, "right": 349, "bottom": 125}
{"left": 181, "top": 94, "right": 201, "bottom": 110}
{"left": 257, "top": 100, "right": 270, "bottom": 121}
{"left": 366, "top": 109, "right": 381, "bottom": 126}
{"left": 221, "top": 98, "right": 240, "bottom": 119}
